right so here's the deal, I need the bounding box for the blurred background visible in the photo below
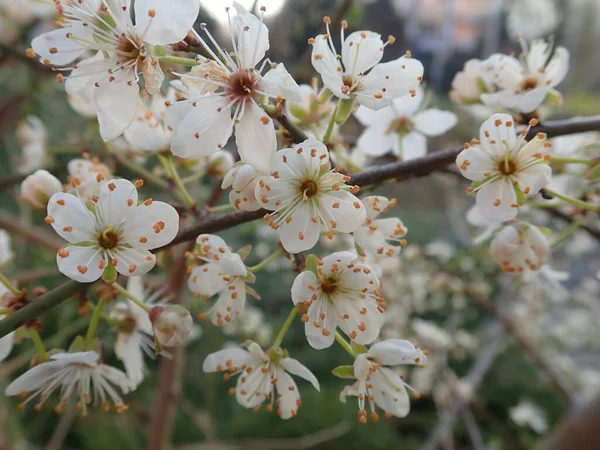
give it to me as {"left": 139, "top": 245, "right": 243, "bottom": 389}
{"left": 1, "top": 0, "right": 600, "bottom": 449}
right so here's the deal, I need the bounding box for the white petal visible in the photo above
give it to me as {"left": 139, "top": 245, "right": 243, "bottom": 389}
{"left": 234, "top": 6, "right": 269, "bottom": 68}
{"left": 479, "top": 113, "right": 518, "bottom": 158}
{"left": 455, "top": 146, "right": 495, "bottom": 181}
{"left": 319, "top": 191, "right": 366, "bottom": 233}
{"left": 335, "top": 297, "right": 381, "bottom": 345}
{"left": 372, "top": 368, "right": 410, "bottom": 418}
{"left": 413, "top": 109, "right": 457, "bottom": 136}
{"left": 207, "top": 279, "right": 247, "bottom": 326}
{"left": 0, "top": 332, "right": 14, "bottom": 362}
{"left": 280, "top": 358, "right": 320, "bottom": 391}
{"left": 357, "top": 124, "right": 395, "bottom": 157}
{"left": 122, "top": 201, "right": 180, "bottom": 249}
{"left": 305, "top": 298, "right": 337, "bottom": 349}
{"left": 202, "top": 347, "right": 252, "bottom": 372}
{"left": 291, "top": 271, "right": 318, "bottom": 305}
{"left": 188, "top": 264, "right": 228, "bottom": 296}
{"left": 514, "top": 164, "right": 552, "bottom": 195}
{"left": 367, "top": 339, "right": 426, "bottom": 366}
{"left": 97, "top": 179, "right": 138, "bottom": 226}
{"left": 235, "top": 364, "right": 270, "bottom": 408}
{"left": 260, "top": 63, "right": 302, "bottom": 102}
{"left": 311, "top": 34, "right": 345, "bottom": 98}
{"left": 278, "top": 202, "right": 321, "bottom": 253}
{"left": 134, "top": 0, "right": 200, "bottom": 45}
{"left": 50, "top": 351, "right": 99, "bottom": 365}
{"left": 341, "top": 31, "right": 384, "bottom": 75}
{"left": 170, "top": 96, "right": 233, "bottom": 158}
{"left": 47, "top": 192, "right": 96, "bottom": 243}
{"left": 353, "top": 104, "right": 396, "bottom": 127}
{"left": 235, "top": 102, "right": 276, "bottom": 173}
{"left": 361, "top": 196, "right": 392, "bottom": 219}
{"left": 31, "top": 24, "right": 91, "bottom": 66}
{"left": 274, "top": 368, "right": 300, "bottom": 419}
{"left": 5, "top": 359, "right": 70, "bottom": 395}
{"left": 359, "top": 57, "right": 423, "bottom": 110}
{"left": 115, "top": 332, "right": 146, "bottom": 386}
{"left": 57, "top": 245, "right": 105, "bottom": 282}
{"left": 164, "top": 100, "right": 194, "bottom": 133}
{"left": 94, "top": 73, "right": 139, "bottom": 141}
{"left": 545, "top": 47, "right": 569, "bottom": 87}
{"left": 111, "top": 247, "right": 156, "bottom": 276}
{"left": 476, "top": 178, "right": 518, "bottom": 221}
{"left": 398, "top": 132, "right": 427, "bottom": 160}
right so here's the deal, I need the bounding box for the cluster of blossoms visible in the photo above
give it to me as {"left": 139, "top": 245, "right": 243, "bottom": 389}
{"left": 0, "top": 0, "right": 598, "bottom": 435}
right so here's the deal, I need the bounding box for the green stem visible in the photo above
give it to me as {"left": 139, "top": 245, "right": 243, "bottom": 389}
{"left": 335, "top": 332, "right": 356, "bottom": 358}
{"left": 248, "top": 248, "right": 283, "bottom": 273}
{"left": 272, "top": 304, "right": 299, "bottom": 348}
{"left": 88, "top": 301, "right": 117, "bottom": 325}
{"left": 158, "top": 55, "right": 200, "bottom": 67}
{"left": 183, "top": 170, "right": 206, "bottom": 185}
{"left": 551, "top": 216, "right": 587, "bottom": 248}
{"left": 206, "top": 203, "right": 235, "bottom": 213}
{"left": 112, "top": 282, "right": 152, "bottom": 312}
{"left": 113, "top": 153, "right": 170, "bottom": 190}
{"left": 0, "top": 272, "right": 20, "bottom": 296}
{"left": 543, "top": 188, "right": 599, "bottom": 213}
{"left": 322, "top": 100, "right": 339, "bottom": 145}
{"left": 550, "top": 156, "right": 593, "bottom": 165}
{"left": 159, "top": 154, "right": 196, "bottom": 208}
{"left": 29, "top": 328, "right": 49, "bottom": 362}
{"left": 85, "top": 297, "right": 105, "bottom": 346}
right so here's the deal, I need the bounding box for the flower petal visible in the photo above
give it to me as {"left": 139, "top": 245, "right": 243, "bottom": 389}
{"left": 57, "top": 245, "right": 105, "bottom": 283}
{"left": 206, "top": 279, "right": 247, "bottom": 326}
{"left": 367, "top": 339, "right": 427, "bottom": 366}
{"left": 47, "top": 192, "right": 96, "bottom": 243}
{"left": 235, "top": 102, "right": 276, "bottom": 173}
{"left": 233, "top": 4, "right": 269, "bottom": 68}
{"left": 122, "top": 201, "right": 179, "bottom": 249}
{"left": 357, "top": 124, "right": 395, "bottom": 157}
{"left": 291, "top": 270, "right": 318, "bottom": 305}
{"left": 277, "top": 201, "right": 321, "bottom": 253}
{"left": 115, "top": 332, "right": 146, "bottom": 386}
{"left": 304, "top": 298, "right": 338, "bottom": 349}
{"left": 476, "top": 178, "right": 518, "bottom": 221}
{"left": 311, "top": 34, "right": 346, "bottom": 98}
{"left": 97, "top": 179, "right": 138, "bottom": 227}
{"left": 455, "top": 146, "right": 495, "bottom": 181}
{"left": 280, "top": 357, "right": 320, "bottom": 391}
{"left": 134, "top": 0, "right": 200, "bottom": 46}
{"left": 94, "top": 73, "right": 140, "bottom": 141}
{"left": 0, "top": 331, "right": 14, "bottom": 362}
{"left": 261, "top": 63, "right": 302, "bottom": 102}
{"left": 397, "top": 131, "right": 427, "bottom": 160}
{"left": 5, "top": 359, "right": 69, "bottom": 396}
{"left": 111, "top": 247, "right": 156, "bottom": 277}
{"left": 319, "top": 190, "right": 366, "bottom": 233}
{"left": 413, "top": 109, "right": 457, "bottom": 136}
{"left": 478, "top": 113, "right": 518, "bottom": 158}
{"left": 31, "top": 24, "right": 91, "bottom": 66}
{"left": 341, "top": 31, "right": 384, "bottom": 75}
{"left": 202, "top": 347, "right": 253, "bottom": 372}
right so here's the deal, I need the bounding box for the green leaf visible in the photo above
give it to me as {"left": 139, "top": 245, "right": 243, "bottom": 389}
{"left": 68, "top": 335, "right": 86, "bottom": 353}
{"left": 236, "top": 244, "right": 252, "bottom": 261}
{"left": 245, "top": 285, "right": 261, "bottom": 300}
{"left": 332, "top": 365, "right": 355, "bottom": 379}
{"left": 351, "top": 341, "right": 368, "bottom": 355}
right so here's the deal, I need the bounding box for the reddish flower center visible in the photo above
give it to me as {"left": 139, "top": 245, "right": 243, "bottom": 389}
{"left": 226, "top": 69, "right": 260, "bottom": 101}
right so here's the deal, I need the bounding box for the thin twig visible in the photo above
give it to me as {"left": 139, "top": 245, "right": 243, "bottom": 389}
{"left": 0, "top": 211, "right": 64, "bottom": 250}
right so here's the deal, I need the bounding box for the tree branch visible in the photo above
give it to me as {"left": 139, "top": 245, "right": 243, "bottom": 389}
{"left": 0, "top": 211, "right": 64, "bottom": 250}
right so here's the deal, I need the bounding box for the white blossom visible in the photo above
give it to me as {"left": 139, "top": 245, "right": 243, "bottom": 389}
{"left": 353, "top": 196, "right": 407, "bottom": 257}
{"left": 202, "top": 342, "right": 319, "bottom": 419}
{"left": 0, "top": 284, "right": 14, "bottom": 363}
{"left": 355, "top": 86, "right": 457, "bottom": 160}
{"left": 5, "top": 351, "right": 134, "bottom": 413}
{"left": 167, "top": 4, "right": 301, "bottom": 173}
{"left": 46, "top": 179, "right": 179, "bottom": 282}
{"left": 490, "top": 222, "right": 550, "bottom": 274}
{"left": 310, "top": 21, "right": 423, "bottom": 110}
{"left": 456, "top": 113, "right": 552, "bottom": 221}
{"left": 481, "top": 39, "right": 569, "bottom": 113}
{"left": 509, "top": 400, "right": 548, "bottom": 433}
{"left": 31, "top": 0, "right": 201, "bottom": 140}
{"left": 222, "top": 163, "right": 265, "bottom": 212}
{"left": 256, "top": 139, "right": 366, "bottom": 253}
{"left": 67, "top": 158, "right": 113, "bottom": 201}
{"left": 187, "top": 234, "right": 250, "bottom": 326}
{"left": 506, "top": 0, "right": 559, "bottom": 41}
{"left": 450, "top": 58, "right": 495, "bottom": 104}
{"left": 20, "top": 170, "right": 62, "bottom": 210}
{"left": 341, "top": 339, "right": 426, "bottom": 422}
{"left": 0, "top": 230, "right": 13, "bottom": 267}
{"left": 17, "top": 115, "right": 47, "bottom": 174}
{"left": 291, "top": 251, "right": 383, "bottom": 349}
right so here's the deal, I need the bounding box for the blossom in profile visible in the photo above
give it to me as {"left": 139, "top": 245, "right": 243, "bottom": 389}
{"left": 490, "top": 222, "right": 550, "bottom": 274}
{"left": 310, "top": 18, "right": 423, "bottom": 111}
{"left": 0, "top": 230, "right": 13, "bottom": 267}
{"left": 167, "top": 4, "right": 301, "bottom": 173}
{"left": 66, "top": 158, "right": 113, "bottom": 201}
{"left": 31, "top": 0, "right": 201, "bottom": 140}
{"left": 46, "top": 179, "right": 179, "bottom": 282}
{"left": 291, "top": 251, "right": 383, "bottom": 349}
{"left": 149, "top": 304, "right": 193, "bottom": 347}
{"left": 203, "top": 342, "right": 319, "bottom": 419}
{"left": 5, "top": 351, "right": 134, "bottom": 414}
{"left": 353, "top": 196, "right": 407, "bottom": 257}
{"left": 456, "top": 113, "right": 552, "bottom": 221}
{"left": 450, "top": 58, "right": 495, "bottom": 104}
{"left": 340, "top": 339, "right": 426, "bottom": 422}
{"left": 17, "top": 116, "right": 48, "bottom": 174}
{"left": 20, "top": 170, "right": 62, "bottom": 210}
{"left": 480, "top": 39, "right": 569, "bottom": 113}
{"left": 187, "top": 234, "right": 250, "bottom": 326}
{"left": 256, "top": 139, "right": 365, "bottom": 253}
{"left": 355, "top": 86, "right": 457, "bottom": 160}
{"left": 222, "top": 163, "right": 265, "bottom": 212}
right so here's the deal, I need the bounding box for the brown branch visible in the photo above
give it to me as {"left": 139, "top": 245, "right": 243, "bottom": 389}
{"left": 545, "top": 208, "right": 600, "bottom": 241}
{"left": 160, "top": 114, "right": 600, "bottom": 252}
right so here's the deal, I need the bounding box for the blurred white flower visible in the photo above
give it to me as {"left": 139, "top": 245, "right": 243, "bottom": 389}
{"left": 20, "top": 170, "right": 62, "bottom": 210}
{"left": 17, "top": 116, "right": 47, "bottom": 174}
{"left": 222, "top": 163, "right": 265, "bottom": 212}
{"left": 411, "top": 319, "right": 452, "bottom": 350}
{"left": 150, "top": 304, "right": 193, "bottom": 348}
{"left": 490, "top": 222, "right": 550, "bottom": 274}
{"left": 509, "top": 400, "right": 548, "bottom": 433}
{"left": 450, "top": 58, "right": 495, "bottom": 104}
{"left": 353, "top": 196, "right": 407, "bottom": 257}
{"left": 506, "top": 0, "right": 559, "bottom": 41}
{"left": 355, "top": 86, "right": 457, "bottom": 160}
{"left": 66, "top": 158, "right": 112, "bottom": 201}
{"left": 0, "top": 230, "right": 13, "bottom": 267}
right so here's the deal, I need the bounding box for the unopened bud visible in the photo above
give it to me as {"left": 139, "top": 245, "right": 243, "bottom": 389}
{"left": 149, "top": 305, "right": 193, "bottom": 347}
{"left": 20, "top": 170, "right": 62, "bottom": 209}
{"left": 208, "top": 150, "right": 234, "bottom": 177}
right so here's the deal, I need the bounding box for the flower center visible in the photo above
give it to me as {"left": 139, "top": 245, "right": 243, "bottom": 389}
{"left": 497, "top": 159, "right": 517, "bottom": 175}
{"left": 521, "top": 76, "right": 539, "bottom": 92}
{"left": 341, "top": 74, "right": 361, "bottom": 95}
{"left": 117, "top": 316, "right": 137, "bottom": 334}
{"left": 115, "top": 35, "right": 141, "bottom": 62}
{"left": 300, "top": 179, "right": 319, "bottom": 198}
{"left": 98, "top": 228, "right": 120, "bottom": 249}
{"left": 227, "top": 69, "right": 260, "bottom": 101}
{"left": 321, "top": 277, "right": 340, "bottom": 295}
{"left": 387, "top": 116, "right": 414, "bottom": 135}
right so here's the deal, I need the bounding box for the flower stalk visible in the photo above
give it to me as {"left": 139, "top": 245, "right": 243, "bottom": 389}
{"left": 85, "top": 297, "right": 106, "bottom": 346}
{"left": 272, "top": 304, "right": 300, "bottom": 348}
{"left": 248, "top": 249, "right": 283, "bottom": 273}
{"left": 543, "top": 188, "right": 599, "bottom": 213}
{"left": 29, "top": 328, "right": 49, "bottom": 362}
{"left": 112, "top": 282, "right": 152, "bottom": 313}
{"left": 335, "top": 332, "right": 356, "bottom": 358}
{"left": 0, "top": 272, "right": 20, "bottom": 296}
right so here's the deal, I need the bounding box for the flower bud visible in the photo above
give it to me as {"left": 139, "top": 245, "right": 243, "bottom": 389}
{"left": 208, "top": 150, "right": 234, "bottom": 177}
{"left": 149, "top": 305, "right": 193, "bottom": 347}
{"left": 20, "top": 170, "right": 62, "bottom": 209}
